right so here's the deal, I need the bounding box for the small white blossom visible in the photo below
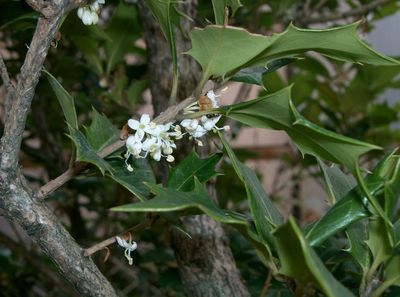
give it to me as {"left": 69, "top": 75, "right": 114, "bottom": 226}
{"left": 126, "top": 135, "right": 142, "bottom": 157}
{"left": 116, "top": 234, "right": 137, "bottom": 266}
{"left": 128, "top": 114, "right": 151, "bottom": 140}
{"left": 77, "top": 0, "right": 105, "bottom": 26}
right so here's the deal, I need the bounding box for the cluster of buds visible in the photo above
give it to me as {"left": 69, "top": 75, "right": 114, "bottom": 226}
{"left": 125, "top": 90, "right": 229, "bottom": 169}
{"left": 77, "top": 0, "right": 105, "bottom": 26}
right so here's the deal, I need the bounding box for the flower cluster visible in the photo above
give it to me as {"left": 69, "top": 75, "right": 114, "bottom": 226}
{"left": 125, "top": 90, "right": 228, "bottom": 169}
{"left": 180, "top": 90, "right": 229, "bottom": 145}
{"left": 116, "top": 233, "right": 137, "bottom": 266}
{"left": 125, "top": 114, "right": 177, "bottom": 170}
{"left": 77, "top": 0, "right": 105, "bottom": 26}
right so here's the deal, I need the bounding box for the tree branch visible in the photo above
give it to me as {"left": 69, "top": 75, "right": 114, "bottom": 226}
{"left": 0, "top": 54, "right": 13, "bottom": 95}
{"left": 304, "top": 0, "right": 391, "bottom": 25}
{"left": 0, "top": 1, "right": 119, "bottom": 296}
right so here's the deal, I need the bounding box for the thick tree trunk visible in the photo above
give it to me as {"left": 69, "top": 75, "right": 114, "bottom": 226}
{"left": 138, "top": 1, "right": 250, "bottom": 296}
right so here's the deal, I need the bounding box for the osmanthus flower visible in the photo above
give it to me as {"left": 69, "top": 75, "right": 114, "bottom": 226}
{"left": 128, "top": 114, "right": 152, "bottom": 141}
{"left": 77, "top": 0, "right": 105, "bottom": 26}
{"left": 124, "top": 114, "right": 177, "bottom": 168}
{"left": 116, "top": 233, "right": 137, "bottom": 266}
{"left": 180, "top": 90, "right": 229, "bottom": 144}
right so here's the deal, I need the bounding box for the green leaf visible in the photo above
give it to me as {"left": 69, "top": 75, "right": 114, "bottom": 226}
{"left": 318, "top": 159, "right": 356, "bottom": 205}
{"left": 107, "top": 158, "right": 155, "bottom": 201}
{"left": 306, "top": 153, "right": 400, "bottom": 247}
{"left": 144, "top": 0, "right": 180, "bottom": 100}
{"left": 43, "top": 70, "right": 78, "bottom": 133}
{"left": 68, "top": 128, "right": 113, "bottom": 175}
{"left": 317, "top": 160, "right": 369, "bottom": 271}
{"left": 274, "top": 217, "right": 355, "bottom": 297}
{"left": 167, "top": 151, "right": 222, "bottom": 191}
{"left": 187, "top": 23, "right": 399, "bottom": 83}
{"left": 219, "top": 133, "right": 283, "bottom": 246}
{"left": 111, "top": 178, "right": 246, "bottom": 224}
{"left": 105, "top": 2, "right": 139, "bottom": 74}
{"left": 70, "top": 35, "right": 103, "bottom": 75}
{"left": 366, "top": 218, "right": 393, "bottom": 275}
{"left": 85, "top": 109, "right": 120, "bottom": 152}
{"left": 370, "top": 254, "right": 400, "bottom": 297}
{"left": 222, "top": 86, "right": 381, "bottom": 173}
{"left": 346, "top": 220, "right": 370, "bottom": 273}
{"left": 305, "top": 189, "right": 369, "bottom": 247}
{"left": 211, "top": 0, "right": 242, "bottom": 25}
{"left": 230, "top": 67, "right": 267, "bottom": 86}
{"left": 0, "top": 12, "right": 39, "bottom": 31}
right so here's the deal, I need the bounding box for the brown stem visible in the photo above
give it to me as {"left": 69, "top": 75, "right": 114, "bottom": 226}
{"left": 259, "top": 270, "right": 273, "bottom": 297}
{"left": 84, "top": 218, "right": 154, "bottom": 257}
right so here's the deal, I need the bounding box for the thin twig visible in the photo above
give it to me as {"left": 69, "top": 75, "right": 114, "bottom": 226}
{"left": 84, "top": 218, "right": 154, "bottom": 257}
{"left": 0, "top": 54, "right": 12, "bottom": 93}
{"left": 259, "top": 270, "right": 273, "bottom": 297}
{"left": 304, "top": 0, "right": 391, "bottom": 25}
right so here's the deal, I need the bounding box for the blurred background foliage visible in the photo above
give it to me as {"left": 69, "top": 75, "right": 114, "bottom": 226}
{"left": 0, "top": 0, "right": 399, "bottom": 296}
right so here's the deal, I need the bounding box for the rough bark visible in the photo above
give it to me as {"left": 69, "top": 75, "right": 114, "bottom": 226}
{"left": 0, "top": 1, "right": 118, "bottom": 296}
{"left": 138, "top": 1, "right": 250, "bottom": 296}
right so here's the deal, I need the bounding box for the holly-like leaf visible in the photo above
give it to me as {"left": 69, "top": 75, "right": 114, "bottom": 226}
{"left": 366, "top": 218, "right": 393, "bottom": 274}
{"left": 219, "top": 133, "right": 283, "bottom": 246}
{"left": 68, "top": 128, "right": 113, "bottom": 175}
{"left": 111, "top": 178, "right": 246, "bottom": 224}
{"left": 221, "top": 86, "right": 381, "bottom": 172}
{"left": 187, "top": 23, "right": 399, "bottom": 83}
{"left": 144, "top": 0, "right": 181, "bottom": 99}
{"left": 43, "top": 70, "right": 78, "bottom": 133}
{"left": 318, "top": 159, "right": 356, "bottom": 205}
{"left": 274, "top": 217, "right": 355, "bottom": 297}
{"left": 105, "top": 2, "right": 140, "bottom": 74}
{"left": 305, "top": 189, "right": 369, "bottom": 247}
{"left": 167, "top": 151, "right": 222, "bottom": 191}
{"left": 346, "top": 220, "right": 370, "bottom": 273}
{"left": 211, "top": 0, "right": 242, "bottom": 25}
{"left": 85, "top": 109, "right": 120, "bottom": 152}
{"left": 107, "top": 158, "right": 155, "bottom": 201}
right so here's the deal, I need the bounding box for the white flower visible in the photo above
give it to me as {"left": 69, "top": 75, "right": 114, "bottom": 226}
{"left": 116, "top": 234, "right": 137, "bottom": 266}
{"left": 181, "top": 119, "right": 199, "bottom": 131}
{"left": 128, "top": 114, "right": 151, "bottom": 140}
{"left": 206, "top": 90, "right": 219, "bottom": 108}
{"left": 191, "top": 125, "right": 207, "bottom": 138}
{"left": 77, "top": 0, "right": 105, "bottom": 26}
{"left": 126, "top": 135, "right": 142, "bottom": 157}
{"left": 201, "top": 115, "right": 221, "bottom": 131}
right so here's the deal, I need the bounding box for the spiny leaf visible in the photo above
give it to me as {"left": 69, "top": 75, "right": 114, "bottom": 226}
{"left": 221, "top": 86, "right": 381, "bottom": 173}
{"left": 188, "top": 23, "right": 399, "bottom": 82}
{"left": 219, "top": 133, "right": 283, "bottom": 247}
{"left": 111, "top": 178, "right": 246, "bottom": 225}
{"left": 106, "top": 158, "right": 155, "bottom": 201}
{"left": 274, "top": 217, "right": 355, "bottom": 297}
{"left": 43, "top": 70, "right": 78, "bottom": 133}
{"left": 85, "top": 109, "right": 120, "bottom": 152}
{"left": 68, "top": 127, "right": 113, "bottom": 175}
{"left": 144, "top": 0, "right": 181, "bottom": 99}
{"left": 167, "top": 151, "right": 222, "bottom": 191}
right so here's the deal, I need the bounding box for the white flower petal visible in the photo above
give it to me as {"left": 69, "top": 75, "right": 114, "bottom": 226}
{"left": 140, "top": 114, "right": 150, "bottom": 125}
{"left": 128, "top": 119, "right": 140, "bottom": 130}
